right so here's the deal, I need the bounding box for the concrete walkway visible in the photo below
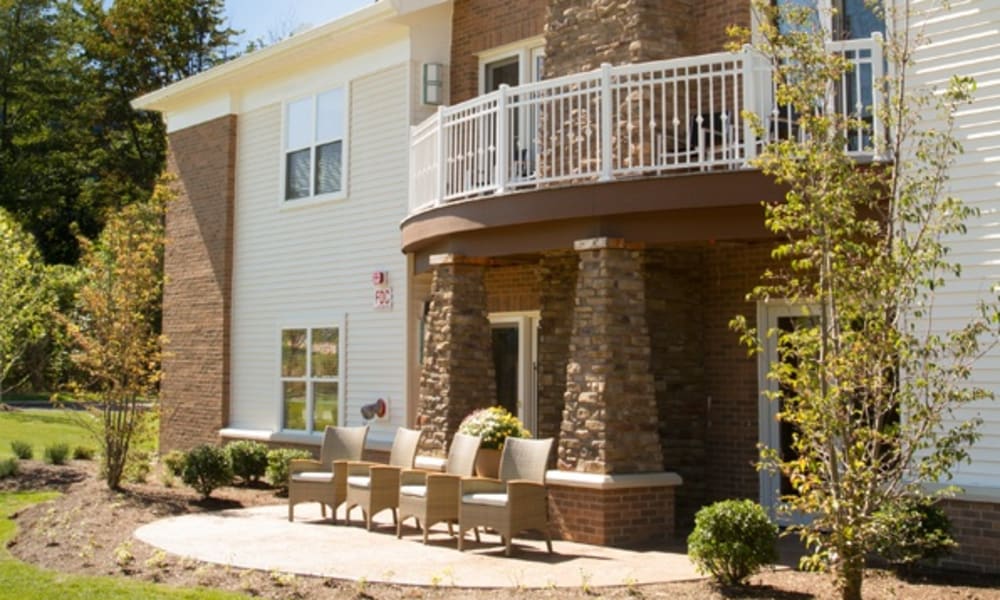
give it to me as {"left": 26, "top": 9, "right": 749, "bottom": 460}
{"left": 135, "top": 503, "right": 702, "bottom": 589}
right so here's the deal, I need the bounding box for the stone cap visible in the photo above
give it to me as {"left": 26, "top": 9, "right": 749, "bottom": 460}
{"left": 545, "top": 470, "right": 683, "bottom": 490}
{"left": 428, "top": 253, "right": 490, "bottom": 266}
{"left": 572, "top": 237, "right": 646, "bottom": 251}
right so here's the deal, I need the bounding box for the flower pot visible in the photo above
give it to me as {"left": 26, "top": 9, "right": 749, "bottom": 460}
{"left": 475, "top": 447, "right": 501, "bottom": 478}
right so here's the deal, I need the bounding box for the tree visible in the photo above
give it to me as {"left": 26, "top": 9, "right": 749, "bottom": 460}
{"left": 730, "top": 2, "right": 993, "bottom": 599}
{"left": 64, "top": 181, "right": 167, "bottom": 490}
{"left": 0, "top": 207, "right": 53, "bottom": 401}
{"left": 0, "top": 0, "right": 237, "bottom": 265}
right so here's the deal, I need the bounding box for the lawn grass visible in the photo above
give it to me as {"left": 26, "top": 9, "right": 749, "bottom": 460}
{"left": 0, "top": 491, "right": 248, "bottom": 600}
{"left": 0, "top": 409, "right": 96, "bottom": 460}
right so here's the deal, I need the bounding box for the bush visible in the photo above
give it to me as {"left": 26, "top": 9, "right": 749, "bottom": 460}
{"left": 43, "top": 443, "right": 71, "bottom": 465}
{"left": 874, "top": 498, "right": 956, "bottom": 566}
{"left": 162, "top": 449, "right": 187, "bottom": 477}
{"left": 73, "top": 445, "right": 96, "bottom": 460}
{"left": 10, "top": 440, "right": 32, "bottom": 460}
{"left": 126, "top": 449, "right": 153, "bottom": 483}
{"left": 688, "top": 499, "right": 778, "bottom": 585}
{"left": 181, "top": 445, "right": 233, "bottom": 499}
{"left": 265, "top": 448, "right": 313, "bottom": 493}
{"left": 227, "top": 440, "right": 269, "bottom": 484}
{"left": 0, "top": 457, "right": 18, "bottom": 478}
{"left": 457, "top": 406, "right": 531, "bottom": 450}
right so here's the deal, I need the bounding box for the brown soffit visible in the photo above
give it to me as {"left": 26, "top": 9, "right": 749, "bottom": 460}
{"left": 401, "top": 170, "right": 786, "bottom": 265}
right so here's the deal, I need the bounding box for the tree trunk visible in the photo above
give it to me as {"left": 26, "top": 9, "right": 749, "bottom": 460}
{"left": 840, "top": 553, "right": 864, "bottom": 600}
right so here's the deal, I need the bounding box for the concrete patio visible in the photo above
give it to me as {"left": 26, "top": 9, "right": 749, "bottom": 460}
{"left": 135, "top": 502, "right": 704, "bottom": 589}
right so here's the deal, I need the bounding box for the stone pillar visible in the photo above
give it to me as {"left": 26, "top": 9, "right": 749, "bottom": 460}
{"left": 417, "top": 254, "right": 495, "bottom": 456}
{"left": 559, "top": 238, "right": 664, "bottom": 474}
{"left": 537, "top": 250, "right": 577, "bottom": 442}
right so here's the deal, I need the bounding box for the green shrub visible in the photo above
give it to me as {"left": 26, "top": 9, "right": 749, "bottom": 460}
{"left": 874, "top": 498, "right": 956, "bottom": 566}
{"left": 43, "top": 443, "right": 71, "bottom": 465}
{"left": 265, "top": 448, "right": 313, "bottom": 493}
{"left": 73, "top": 445, "right": 96, "bottom": 460}
{"left": 0, "top": 457, "right": 19, "bottom": 478}
{"left": 688, "top": 499, "right": 778, "bottom": 585}
{"left": 181, "top": 445, "right": 233, "bottom": 499}
{"left": 226, "top": 440, "right": 268, "bottom": 484}
{"left": 162, "top": 449, "right": 187, "bottom": 477}
{"left": 125, "top": 449, "right": 153, "bottom": 483}
{"left": 10, "top": 440, "right": 33, "bottom": 460}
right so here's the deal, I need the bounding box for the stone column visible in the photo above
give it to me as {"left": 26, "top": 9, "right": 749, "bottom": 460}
{"left": 537, "top": 250, "right": 578, "bottom": 442}
{"left": 559, "top": 238, "right": 664, "bottom": 473}
{"left": 417, "top": 254, "right": 495, "bottom": 456}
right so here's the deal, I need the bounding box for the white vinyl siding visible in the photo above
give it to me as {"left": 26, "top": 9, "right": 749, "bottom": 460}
{"left": 229, "top": 63, "right": 411, "bottom": 445}
{"left": 910, "top": 0, "right": 1000, "bottom": 493}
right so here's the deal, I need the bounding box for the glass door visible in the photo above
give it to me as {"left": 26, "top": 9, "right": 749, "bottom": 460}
{"left": 489, "top": 312, "right": 538, "bottom": 434}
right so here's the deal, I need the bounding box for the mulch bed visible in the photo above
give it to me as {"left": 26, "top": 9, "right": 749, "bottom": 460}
{"left": 5, "top": 460, "right": 1000, "bottom": 599}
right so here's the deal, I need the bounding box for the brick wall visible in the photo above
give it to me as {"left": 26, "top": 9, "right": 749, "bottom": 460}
{"left": 161, "top": 115, "right": 237, "bottom": 452}
{"left": 449, "top": 0, "right": 547, "bottom": 104}
{"left": 548, "top": 483, "right": 676, "bottom": 546}
{"left": 484, "top": 263, "right": 540, "bottom": 313}
{"left": 940, "top": 498, "right": 1000, "bottom": 573}
{"left": 644, "top": 247, "right": 707, "bottom": 526}
{"left": 692, "top": 0, "right": 752, "bottom": 55}
{"left": 702, "top": 241, "right": 775, "bottom": 503}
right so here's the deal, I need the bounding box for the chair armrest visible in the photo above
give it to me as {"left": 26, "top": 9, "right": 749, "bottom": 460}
{"left": 288, "top": 459, "right": 322, "bottom": 475}
{"left": 344, "top": 460, "right": 377, "bottom": 477}
{"left": 424, "top": 473, "right": 461, "bottom": 499}
{"left": 459, "top": 477, "right": 505, "bottom": 496}
{"left": 369, "top": 465, "right": 402, "bottom": 487}
{"left": 507, "top": 480, "right": 547, "bottom": 503}
{"left": 400, "top": 469, "right": 428, "bottom": 486}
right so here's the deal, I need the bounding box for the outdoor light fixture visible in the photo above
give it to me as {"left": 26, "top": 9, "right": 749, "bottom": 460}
{"left": 422, "top": 63, "right": 443, "bottom": 105}
{"left": 360, "top": 398, "right": 387, "bottom": 421}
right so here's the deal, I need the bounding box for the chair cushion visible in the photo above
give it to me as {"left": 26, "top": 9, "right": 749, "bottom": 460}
{"left": 461, "top": 492, "right": 509, "bottom": 507}
{"left": 399, "top": 485, "right": 427, "bottom": 498}
{"left": 291, "top": 471, "right": 333, "bottom": 483}
{"left": 347, "top": 475, "right": 371, "bottom": 489}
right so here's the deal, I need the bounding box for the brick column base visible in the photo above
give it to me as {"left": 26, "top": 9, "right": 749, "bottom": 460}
{"left": 545, "top": 471, "right": 682, "bottom": 547}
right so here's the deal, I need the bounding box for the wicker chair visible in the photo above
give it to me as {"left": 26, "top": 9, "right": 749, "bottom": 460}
{"left": 287, "top": 425, "right": 369, "bottom": 523}
{"left": 457, "top": 437, "right": 555, "bottom": 556}
{"left": 343, "top": 427, "right": 423, "bottom": 531}
{"left": 396, "top": 432, "right": 481, "bottom": 544}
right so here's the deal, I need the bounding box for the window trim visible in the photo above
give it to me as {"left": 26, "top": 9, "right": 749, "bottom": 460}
{"left": 278, "top": 84, "right": 351, "bottom": 208}
{"left": 476, "top": 36, "right": 546, "bottom": 95}
{"left": 277, "top": 317, "right": 347, "bottom": 434}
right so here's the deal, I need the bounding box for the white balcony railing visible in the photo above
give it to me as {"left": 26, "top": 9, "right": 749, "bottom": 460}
{"left": 409, "top": 36, "right": 884, "bottom": 214}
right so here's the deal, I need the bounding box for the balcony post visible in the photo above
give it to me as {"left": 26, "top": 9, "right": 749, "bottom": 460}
{"left": 741, "top": 45, "right": 758, "bottom": 165}
{"left": 496, "top": 84, "right": 509, "bottom": 195}
{"left": 870, "top": 32, "right": 885, "bottom": 161}
{"left": 435, "top": 105, "right": 446, "bottom": 207}
{"left": 599, "top": 63, "right": 613, "bottom": 182}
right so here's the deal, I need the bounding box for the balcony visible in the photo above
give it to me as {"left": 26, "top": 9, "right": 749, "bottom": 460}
{"left": 409, "top": 37, "right": 883, "bottom": 215}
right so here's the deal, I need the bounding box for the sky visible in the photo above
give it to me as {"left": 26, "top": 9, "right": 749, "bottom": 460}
{"left": 224, "top": 0, "right": 374, "bottom": 47}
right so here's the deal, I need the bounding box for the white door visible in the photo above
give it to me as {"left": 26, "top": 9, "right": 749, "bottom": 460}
{"left": 489, "top": 312, "right": 539, "bottom": 435}
{"left": 757, "top": 302, "right": 818, "bottom": 522}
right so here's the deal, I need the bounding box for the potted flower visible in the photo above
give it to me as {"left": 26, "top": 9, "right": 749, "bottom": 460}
{"left": 458, "top": 406, "right": 531, "bottom": 477}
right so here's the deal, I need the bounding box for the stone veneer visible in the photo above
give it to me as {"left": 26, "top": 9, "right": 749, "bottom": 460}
{"left": 559, "top": 238, "right": 663, "bottom": 474}
{"left": 537, "top": 250, "right": 578, "bottom": 444}
{"left": 160, "top": 114, "right": 237, "bottom": 452}
{"left": 544, "top": 0, "right": 697, "bottom": 78}
{"left": 417, "top": 255, "right": 496, "bottom": 456}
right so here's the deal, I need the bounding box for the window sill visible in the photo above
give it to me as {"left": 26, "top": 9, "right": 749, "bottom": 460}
{"left": 279, "top": 191, "right": 348, "bottom": 212}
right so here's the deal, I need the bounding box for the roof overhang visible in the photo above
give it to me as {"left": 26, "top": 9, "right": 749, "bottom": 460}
{"left": 132, "top": 0, "right": 448, "bottom": 114}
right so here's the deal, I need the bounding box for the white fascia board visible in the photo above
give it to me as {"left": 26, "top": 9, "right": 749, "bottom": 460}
{"left": 131, "top": 0, "right": 397, "bottom": 114}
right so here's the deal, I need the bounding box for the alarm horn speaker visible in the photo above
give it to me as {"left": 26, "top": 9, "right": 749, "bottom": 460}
{"left": 360, "top": 398, "right": 387, "bottom": 421}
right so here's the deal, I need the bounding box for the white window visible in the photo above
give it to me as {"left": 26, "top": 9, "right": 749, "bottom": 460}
{"left": 283, "top": 87, "right": 347, "bottom": 202}
{"left": 280, "top": 326, "right": 341, "bottom": 432}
